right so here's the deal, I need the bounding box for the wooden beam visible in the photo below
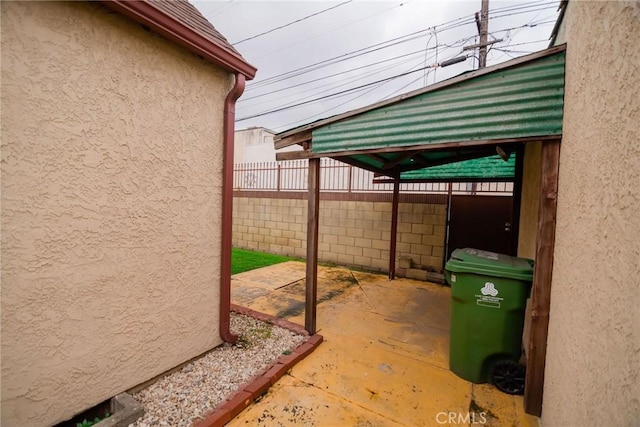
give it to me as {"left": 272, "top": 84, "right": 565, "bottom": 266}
{"left": 327, "top": 155, "right": 395, "bottom": 179}
{"left": 524, "top": 138, "right": 561, "bottom": 416}
{"left": 368, "top": 153, "right": 389, "bottom": 167}
{"left": 274, "top": 130, "right": 312, "bottom": 150}
{"left": 276, "top": 135, "right": 558, "bottom": 163}
{"left": 276, "top": 150, "right": 314, "bottom": 161}
{"left": 387, "top": 148, "right": 497, "bottom": 175}
{"left": 305, "top": 158, "right": 321, "bottom": 335}
{"left": 382, "top": 150, "right": 422, "bottom": 170}
{"left": 389, "top": 178, "right": 400, "bottom": 279}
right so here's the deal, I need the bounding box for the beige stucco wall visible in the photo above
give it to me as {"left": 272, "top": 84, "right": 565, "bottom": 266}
{"left": 517, "top": 141, "right": 542, "bottom": 260}
{"left": 542, "top": 1, "right": 640, "bottom": 425}
{"left": 1, "top": 2, "right": 232, "bottom": 425}
{"left": 233, "top": 197, "right": 447, "bottom": 273}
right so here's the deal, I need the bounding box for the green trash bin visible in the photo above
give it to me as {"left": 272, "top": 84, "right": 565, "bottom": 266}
{"left": 445, "top": 248, "right": 533, "bottom": 384}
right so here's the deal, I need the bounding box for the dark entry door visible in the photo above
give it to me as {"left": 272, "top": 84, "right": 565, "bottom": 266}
{"left": 446, "top": 195, "right": 514, "bottom": 261}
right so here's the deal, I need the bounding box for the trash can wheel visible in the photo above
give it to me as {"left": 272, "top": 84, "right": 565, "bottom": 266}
{"left": 490, "top": 360, "right": 526, "bottom": 395}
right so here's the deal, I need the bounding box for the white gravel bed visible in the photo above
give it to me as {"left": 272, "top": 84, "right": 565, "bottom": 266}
{"left": 129, "top": 313, "right": 306, "bottom": 427}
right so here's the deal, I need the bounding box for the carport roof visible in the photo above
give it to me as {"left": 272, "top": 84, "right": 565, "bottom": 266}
{"left": 374, "top": 154, "right": 516, "bottom": 183}
{"left": 275, "top": 45, "right": 565, "bottom": 181}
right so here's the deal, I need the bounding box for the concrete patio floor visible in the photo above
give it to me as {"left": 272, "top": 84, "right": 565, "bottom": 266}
{"left": 230, "top": 261, "right": 538, "bottom": 426}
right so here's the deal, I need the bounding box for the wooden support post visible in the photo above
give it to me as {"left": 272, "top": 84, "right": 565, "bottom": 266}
{"left": 389, "top": 178, "right": 400, "bottom": 280}
{"left": 524, "top": 139, "right": 561, "bottom": 416}
{"left": 305, "top": 158, "right": 321, "bottom": 335}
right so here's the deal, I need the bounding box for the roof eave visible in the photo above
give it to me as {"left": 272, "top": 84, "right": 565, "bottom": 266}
{"left": 101, "top": 0, "right": 257, "bottom": 79}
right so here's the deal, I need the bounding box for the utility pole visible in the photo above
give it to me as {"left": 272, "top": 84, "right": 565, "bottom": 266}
{"left": 465, "top": 0, "right": 501, "bottom": 67}
{"left": 476, "top": 0, "right": 489, "bottom": 68}
{"left": 473, "top": 0, "right": 488, "bottom": 196}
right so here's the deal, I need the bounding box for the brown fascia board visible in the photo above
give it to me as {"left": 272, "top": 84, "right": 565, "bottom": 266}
{"left": 100, "top": 0, "right": 257, "bottom": 79}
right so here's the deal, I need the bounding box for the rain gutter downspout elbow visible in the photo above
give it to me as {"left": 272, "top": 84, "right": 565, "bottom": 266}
{"left": 220, "top": 73, "right": 246, "bottom": 343}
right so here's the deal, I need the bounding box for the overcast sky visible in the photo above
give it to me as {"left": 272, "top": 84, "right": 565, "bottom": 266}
{"left": 193, "top": 0, "right": 560, "bottom": 133}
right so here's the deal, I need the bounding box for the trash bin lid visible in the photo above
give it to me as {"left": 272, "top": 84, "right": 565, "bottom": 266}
{"left": 445, "top": 248, "right": 534, "bottom": 281}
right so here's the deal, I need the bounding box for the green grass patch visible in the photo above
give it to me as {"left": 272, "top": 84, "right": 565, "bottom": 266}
{"left": 231, "top": 248, "right": 299, "bottom": 275}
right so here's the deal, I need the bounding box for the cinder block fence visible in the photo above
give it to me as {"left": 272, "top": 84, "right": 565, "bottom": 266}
{"left": 232, "top": 193, "right": 448, "bottom": 273}
{"left": 232, "top": 160, "right": 512, "bottom": 275}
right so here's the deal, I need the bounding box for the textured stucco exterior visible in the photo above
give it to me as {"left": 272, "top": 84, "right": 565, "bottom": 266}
{"left": 1, "top": 2, "right": 232, "bottom": 425}
{"left": 541, "top": 1, "right": 640, "bottom": 425}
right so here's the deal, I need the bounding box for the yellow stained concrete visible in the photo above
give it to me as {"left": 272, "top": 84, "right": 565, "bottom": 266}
{"left": 233, "top": 261, "right": 307, "bottom": 291}
{"left": 230, "top": 263, "right": 538, "bottom": 426}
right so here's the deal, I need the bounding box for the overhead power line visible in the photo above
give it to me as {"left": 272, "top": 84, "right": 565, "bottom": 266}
{"left": 244, "top": 3, "right": 558, "bottom": 91}
{"left": 275, "top": 46, "right": 473, "bottom": 131}
{"left": 238, "top": 16, "right": 555, "bottom": 124}
{"left": 243, "top": 18, "right": 555, "bottom": 103}
{"left": 231, "top": 1, "right": 560, "bottom": 129}
{"left": 208, "top": 0, "right": 237, "bottom": 17}
{"left": 240, "top": 40, "right": 469, "bottom": 111}
{"left": 496, "top": 38, "right": 550, "bottom": 48}
{"left": 275, "top": 73, "right": 401, "bottom": 131}
{"left": 373, "top": 74, "right": 425, "bottom": 105}
{"left": 236, "top": 58, "right": 467, "bottom": 122}
{"left": 239, "top": 37, "right": 472, "bottom": 103}
{"left": 232, "top": 0, "right": 353, "bottom": 45}
{"left": 244, "top": 9, "right": 494, "bottom": 89}
{"left": 253, "top": 0, "right": 414, "bottom": 61}
{"left": 237, "top": 21, "right": 556, "bottom": 122}
{"left": 243, "top": 54, "right": 430, "bottom": 111}
{"left": 491, "top": 18, "right": 557, "bottom": 34}
{"left": 246, "top": 28, "right": 441, "bottom": 90}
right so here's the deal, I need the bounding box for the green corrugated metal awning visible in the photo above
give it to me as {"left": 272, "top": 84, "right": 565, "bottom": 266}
{"left": 312, "top": 50, "right": 564, "bottom": 154}
{"left": 275, "top": 46, "right": 565, "bottom": 181}
{"left": 399, "top": 155, "right": 515, "bottom": 182}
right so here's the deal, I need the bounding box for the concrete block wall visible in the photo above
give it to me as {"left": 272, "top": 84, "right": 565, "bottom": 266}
{"left": 233, "top": 197, "right": 308, "bottom": 259}
{"left": 396, "top": 202, "right": 448, "bottom": 271}
{"left": 233, "top": 196, "right": 447, "bottom": 273}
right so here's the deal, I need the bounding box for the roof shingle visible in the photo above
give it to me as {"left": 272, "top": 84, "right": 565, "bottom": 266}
{"left": 148, "top": 0, "right": 242, "bottom": 57}
{"left": 101, "top": 0, "right": 256, "bottom": 78}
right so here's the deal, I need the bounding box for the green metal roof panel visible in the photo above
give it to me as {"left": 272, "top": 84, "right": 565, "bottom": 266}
{"left": 311, "top": 51, "right": 565, "bottom": 153}
{"left": 398, "top": 155, "right": 515, "bottom": 181}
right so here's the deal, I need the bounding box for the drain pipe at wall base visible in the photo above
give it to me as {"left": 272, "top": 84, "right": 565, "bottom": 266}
{"left": 219, "top": 73, "right": 246, "bottom": 343}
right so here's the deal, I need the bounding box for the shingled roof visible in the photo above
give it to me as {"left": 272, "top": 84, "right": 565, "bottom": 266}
{"left": 101, "top": 0, "right": 256, "bottom": 79}
{"left": 149, "top": 0, "right": 241, "bottom": 56}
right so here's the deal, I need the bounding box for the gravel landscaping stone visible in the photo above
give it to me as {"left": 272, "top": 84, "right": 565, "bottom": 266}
{"left": 129, "top": 313, "right": 306, "bottom": 427}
